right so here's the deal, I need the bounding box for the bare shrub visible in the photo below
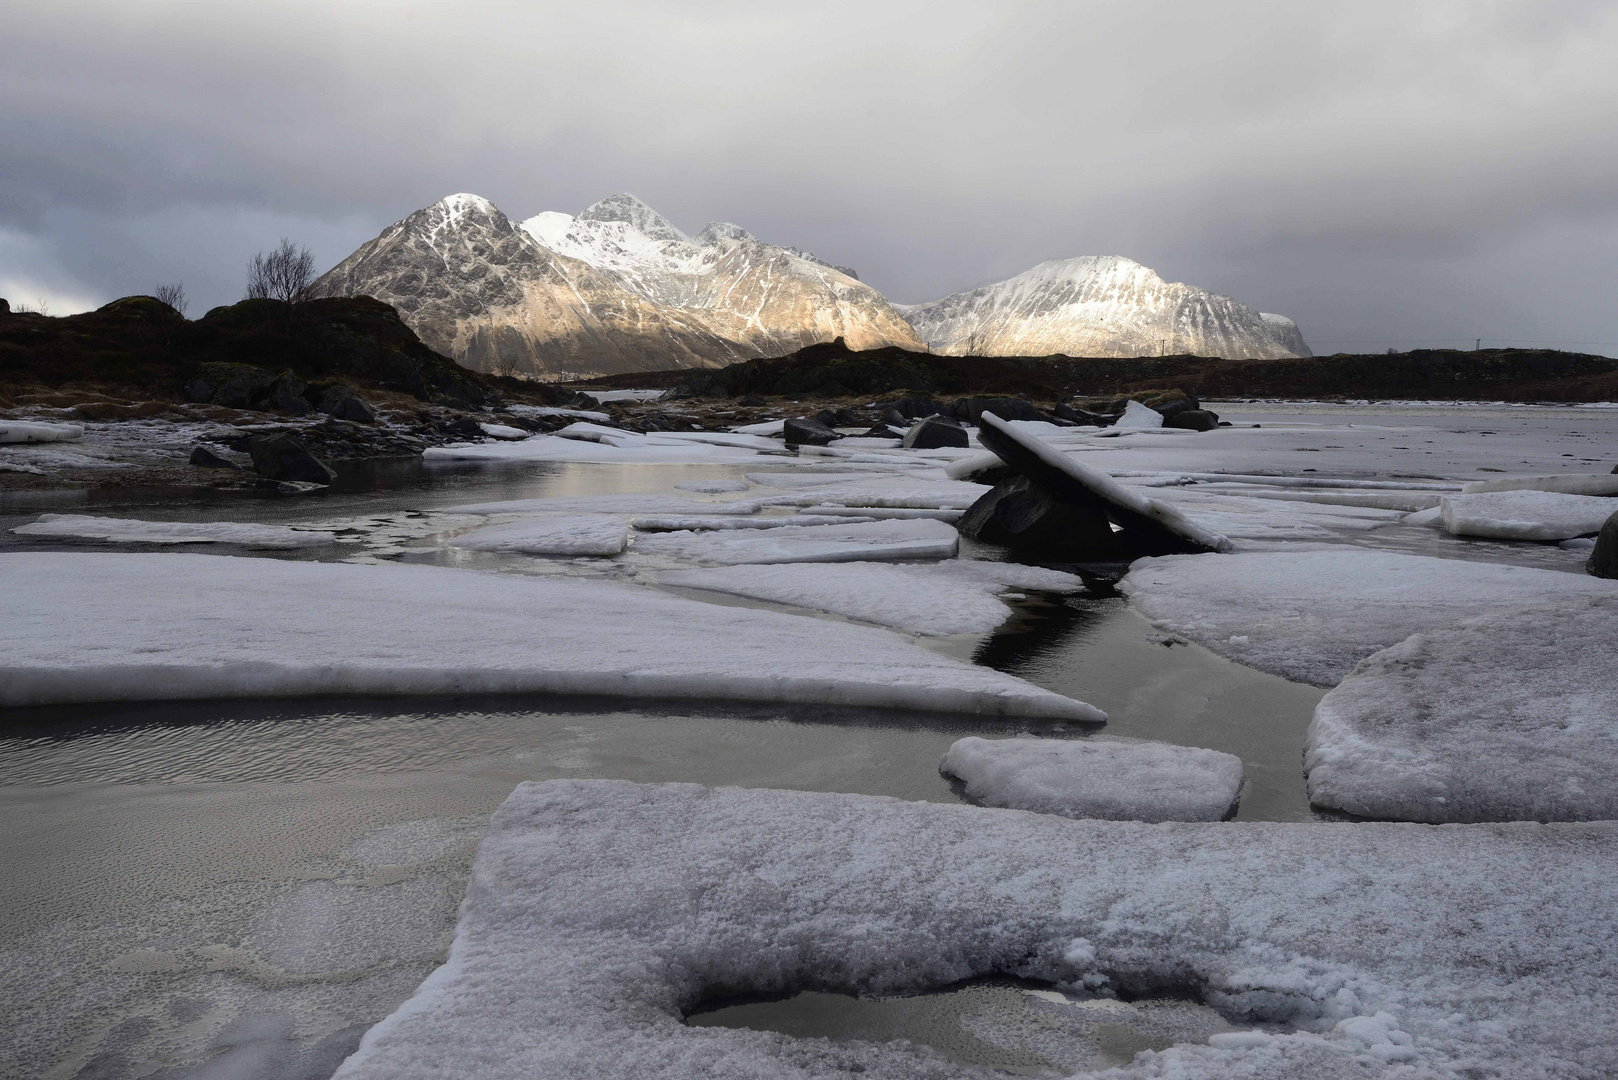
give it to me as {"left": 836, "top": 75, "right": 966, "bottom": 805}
{"left": 245, "top": 239, "right": 316, "bottom": 303}
{"left": 153, "top": 282, "right": 187, "bottom": 316}
{"left": 14, "top": 297, "right": 51, "bottom": 315}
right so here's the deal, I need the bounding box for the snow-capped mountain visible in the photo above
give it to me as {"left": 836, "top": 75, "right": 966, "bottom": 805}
{"left": 896, "top": 256, "right": 1312, "bottom": 359}
{"left": 519, "top": 194, "right": 922, "bottom": 357}
{"left": 312, "top": 192, "right": 920, "bottom": 379}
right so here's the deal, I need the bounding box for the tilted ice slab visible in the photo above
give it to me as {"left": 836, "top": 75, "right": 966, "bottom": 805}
{"left": 448, "top": 515, "right": 629, "bottom": 556}
{"left": 0, "top": 420, "right": 83, "bottom": 443}
{"left": 659, "top": 559, "right": 1083, "bottom": 636}
{"left": 941, "top": 736, "right": 1244, "bottom": 822}
{"left": 445, "top": 494, "right": 763, "bottom": 516}
{"left": 632, "top": 518, "right": 960, "bottom": 566}
{"left": 1439, "top": 490, "right": 1618, "bottom": 541}
{"left": 10, "top": 513, "right": 336, "bottom": 549}
{"left": 1115, "top": 400, "right": 1165, "bottom": 429}
{"left": 0, "top": 553, "right": 1096, "bottom": 718}
{"left": 1119, "top": 549, "right": 1618, "bottom": 686}
{"left": 1306, "top": 597, "right": 1618, "bottom": 823}
{"left": 332, "top": 780, "right": 1618, "bottom": 1080}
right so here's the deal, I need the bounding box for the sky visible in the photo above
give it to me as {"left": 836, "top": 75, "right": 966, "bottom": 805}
{"left": 3, "top": 0, "right": 1616, "bottom": 355}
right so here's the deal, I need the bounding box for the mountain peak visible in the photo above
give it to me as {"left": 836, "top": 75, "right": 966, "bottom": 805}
{"left": 696, "top": 221, "right": 754, "bottom": 245}
{"left": 577, "top": 193, "right": 689, "bottom": 243}
{"left": 432, "top": 193, "right": 500, "bottom": 222}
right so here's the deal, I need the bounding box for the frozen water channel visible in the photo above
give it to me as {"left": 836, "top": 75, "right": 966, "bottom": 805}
{"left": 2, "top": 402, "right": 1614, "bottom": 1078}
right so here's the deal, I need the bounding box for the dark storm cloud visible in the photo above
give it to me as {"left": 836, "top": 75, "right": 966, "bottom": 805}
{"left": 3, "top": 0, "right": 1615, "bottom": 353}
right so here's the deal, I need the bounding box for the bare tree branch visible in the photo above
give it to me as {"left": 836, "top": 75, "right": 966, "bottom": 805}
{"left": 245, "top": 239, "right": 316, "bottom": 304}
{"left": 153, "top": 282, "right": 187, "bottom": 316}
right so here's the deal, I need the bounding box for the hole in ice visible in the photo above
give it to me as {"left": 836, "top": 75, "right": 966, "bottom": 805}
{"left": 686, "top": 977, "right": 1240, "bottom": 1074}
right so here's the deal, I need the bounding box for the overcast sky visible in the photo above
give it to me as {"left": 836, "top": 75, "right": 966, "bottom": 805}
{"left": 4, "top": 0, "right": 1616, "bottom": 355}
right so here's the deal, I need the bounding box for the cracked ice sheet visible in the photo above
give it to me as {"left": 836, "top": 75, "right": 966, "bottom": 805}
{"left": 333, "top": 779, "right": 1618, "bottom": 1080}
{"left": 941, "top": 736, "right": 1244, "bottom": 822}
{"left": 1439, "top": 490, "right": 1618, "bottom": 541}
{"left": 448, "top": 515, "right": 628, "bottom": 556}
{"left": 445, "top": 494, "right": 763, "bottom": 516}
{"left": 657, "top": 560, "right": 1082, "bottom": 636}
{"left": 10, "top": 513, "right": 337, "bottom": 549}
{"left": 630, "top": 518, "right": 960, "bottom": 566}
{"left": 423, "top": 433, "right": 767, "bottom": 465}
{"left": 1306, "top": 597, "right": 1618, "bottom": 823}
{"left": 1119, "top": 549, "right": 1618, "bottom": 687}
{"left": 1142, "top": 491, "right": 1409, "bottom": 544}
{"left": 759, "top": 477, "right": 991, "bottom": 510}
{"left": 0, "top": 553, "right": 1095, "bottom": 719}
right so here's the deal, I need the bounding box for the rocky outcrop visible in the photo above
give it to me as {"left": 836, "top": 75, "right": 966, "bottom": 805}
{"left": 897, "top": 256, "right": 1311, "bottom": 359}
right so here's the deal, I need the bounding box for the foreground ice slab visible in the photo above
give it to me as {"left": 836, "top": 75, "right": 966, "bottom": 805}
{"left": 333, "top": 780, "right": 1618, "bottom": 1080}
{"left": 0, "top": 553, "right": 1096, "bottom": 718}
{"left": 941, "top": 736, "right": 1243, "bottom": 821}
{"left": 1120, "top": 549, "right": 1618, "bottom": 686}
{"left": 449, "top": 515, "right": 629, "bottom": 556}
{"left": 659, "top": 560, "right": 1082, "bottom": 636}
{"left": 1306, "top": 597, "right": 1618, "bottom": 823}
{"left": 0, "top": 420, "right": 83, "bottom": 443}
{"left": 10, "top": 513, "right": 336, "bottom": 549}
{"left": 1439, "top": 490, "right": 1618, "bottom": 541}
{"left": 633, "top": 518, "right": 960, "bottom": 566}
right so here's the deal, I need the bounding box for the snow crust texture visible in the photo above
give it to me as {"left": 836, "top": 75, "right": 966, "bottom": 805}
{"left": 1439, "top": 490, "right": 1618, "bottom": 541}
{"left": 332, "top": 780, "right": 1618, "bottom": 1080}
{"left": 897, "top": 256, "right": 1312, "bottom": 359}
{"left": 0, "top": 553, "right": 1100, "bottom": 719}
{"left": 10, "top": 513, "right": 336, "bottom": 549}
{"left": 448, "top": 515, "right": 629, "bottom": 556}
{"left": 0, "top": 420, "right": 83, "bottom": 443}
{"left": 1119, "top": 549, "right": 1618, "bottom": 686}
{"left": 941, "top": 736, "right": 1244, "bottom": 821}
{"left": 1307, "top": 597, "right": 1618, "bottom": 823}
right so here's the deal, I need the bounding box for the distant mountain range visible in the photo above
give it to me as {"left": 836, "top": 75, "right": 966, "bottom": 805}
{"left": 312, "top": 194, "right": 1310, "bottom": 379}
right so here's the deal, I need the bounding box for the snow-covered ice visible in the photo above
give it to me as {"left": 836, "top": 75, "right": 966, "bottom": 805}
{"left": 675, "top": 479, "right": 752, "bottom": 493}
{"left": 449, "top": 515, "right": 629, "bottom": 556}
{"left": 758, "top": 478, "right": 990, "bottom": 510}
{"left": 445, "top": 494, "right": 763, "bottom": 516}
{"left": 1306, "top": 597, "right": 1618, "bottom": 823}
{"left": 941, "top": 736, "right": 1244, "bottom": 821}
{"left": 630, "top": 514, "right": 870, "bottom": 532}
{"left": 1439, "top": 490, "right": 1618, "bottom": 541}
{"left": 0, "top": 420, "right": 83, "bottom": 443}
{"left": 0, "top": 553, "right": 1096, "bottom": 718}
{"left": 10, "top": 513, "right": 337, "bottom": 549}
{"left": 331, "top": 779, "right": 1618, "bottom": 1080}
{"left": 1119, "top": 549, "right": 1618, "bottom": 686}
{"left": 478, "top": 423, "right": 531, "bottom": 440}
{"left": 659, "top": 560, "right": 1082, "bottom": 636}
{"left": 631, "top": 518, "right": 961, "bottom": 566}
{"left": 1115, "top": 400, "right": 1164, "bottom": 429}
{"left": 1461, "top": 473, "right": 1618, "bottom": 496}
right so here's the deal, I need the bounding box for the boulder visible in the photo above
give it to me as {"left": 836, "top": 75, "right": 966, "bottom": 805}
{"left": 332, "top": 395, "right": 376, "bottom": 423}
{"left": 957, "top": 475, "right": 1122, "bottom": 558}
{"left": 188, "top": 445, "right": 240, "bottom": 470}
{"left": 1055, "top": 403, "right": 1116, "bottom": 427}
{"left": 1165, "top": 408, "right": 1220, "bottom": 431}
{"left": 440, "top": 416, "right": 485, "bottom": 439}
{"left": 738, "top": 393, "right": 769, "bottom": 407}
{"left": 244, "top": 432, "right": 337, "bottom": 485}
{"left": 902, "top": 415, "right": 969, "bottom": 449}
{"left": 974, "top": 412, "right": 1231, "bottom": 555}
{"left": 814, "top": 409, "right": 840, "bottom": 429}
{"left": 955, "top": 397, "right": 1044, "bottom": 423}
{"left": 879, "top": 408, "right": 908, "bottom": 428}
{"left": 834, "top": 407, "right": 865, "bottom": 427}
{"left": 264, "top": 372, "right": 313, "bottom": 416}
{"left": 783, "top": 417, "right": 840, "bottom": 446}
{"left": 1590, "top": 511, "right": 1618, "bottom": 579}
{"left": 875, "top": 395, "right": 948, "bottom": 420}
{"left": 859, "top": 425, "right": 904, "bottom": 439}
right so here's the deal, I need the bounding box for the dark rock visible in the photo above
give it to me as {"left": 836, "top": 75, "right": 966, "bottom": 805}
{"left": 1589, "top": 511, "right": 1618, "bottom": 579}
{"left": 814, "top": 409, "right": 840, "bottom": 429}
{"left": 739, "top": 394, "right": 769, "bottom": 407}
{"left": 860, "top": 424, "right": 904, "bottom": 439}
{"left": 206, "top": 366, "right": 278, "bottom": 409}
{"left": 876, "top": 396, "right": 948, "bottom": 420}
{"left": 1055, "top": 403, "right": 1116, "bottom": 427}
{"left": 879, "top": 408, "right": 907, "bottom": 428}
{"left": 0, "top": 298, "right": 9, "bottom": 315}
{"left": 975, "top": 412, "right": 1228, "bottom": 555}
{"left": 244, "top": 432, "right": 337, "bottom": 484}
{"left": 188, "top": 445, "right": 240, "bottom": 470}
{"left": 331, "top": 395, "right": 376, "bottom": 423}
{"left": 783, "top": 417, "right": 840, "bottom": 446}
{"left": 834, "top": 407, "right": 865, "bottom": 427}
{"left": 264, "top": 373, "right": 313, "bottom": 416}
{"left": 1154, "top": 398, "right": 1199, "bottom": 421}
{"left": 440, "top": 417, "right": 485, "bottom": 439}
{"left": 902, "top": 414, "right": 969, "bottom": 449}
{"left": 957, "top": 475, "right": 1122, "bottom": 558}
{"left": 955, "top": 397, "right": 1044, "bottom": 423}
{"left": 1165, "top": 408, "right": 1220, "bottom": 432}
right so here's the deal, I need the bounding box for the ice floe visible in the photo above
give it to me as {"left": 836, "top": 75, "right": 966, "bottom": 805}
{"left": 759, "top": 478, "right": 990, "bottom": 510}
{"left": 1306, "top": 597, "right": 1618, "bottom": 823}
{"left": 10, "top": 513, "right": 337, "bottom": 549}
{"left": 332, "top": 779, "right": 1618, "bottom": 1080}
{"left": 1439, "top": 490, "right": 1618, "bottom": 541}
{"left": 1114, "top": 400, "right": 1164, "bottom": 429}
{"left": 1119, "top": 549, "right": 1618, "bottom": 686}
{"left": 448, "top": 515, "right": 629, "bottom": 556}
{"left": 0, "top": 553, "right": 1095, "bottom": 718}
{"left": 659, "top": 559, "right": 1082, "bottom": 636}
{"left": 0, "top": 420, "right": 83, "bottom": 443}
{"left": 631, "top": 518, "right": 960, "bottom": 566}
{"left": 940, "top": 736, "right": 1244, "bottom": 821}
{"left": 1461, "top": 473, "right": 1618, "bottom": 496}
{"left": 445, "top": 494, "right": 763, "bottom": 516}
{"left": 675, "top": 479, "right": 752, "bottom": 493}
{"left": 630, "top": 514, "right": 869, "bottom": 532}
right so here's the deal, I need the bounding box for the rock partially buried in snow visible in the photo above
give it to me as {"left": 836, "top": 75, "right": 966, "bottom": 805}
{"left": 1119, "top": 549, "right": 1618, "bottom": 687}
{"left": 0, "top": 553, "right": 1099, "bottom": 718}
{"left": 956, "top": 475, "right": 1121, "bottom": 558}
{"left": 900, "top": 415, "right": 969, "bottom": 450}
{"left": 330, "top": 780, "right": 1618, "bottom": 1080}
{"left": 941, "top": 736, "right": 1243, "bottom": 821}
{"left": 1306, "top": 597, "right": 1618, "bottom": 823}
{"left": 1590, "top": 510, "right": 1618, "bottom": 579}
{"left": 1439, "top": 490, "right": 1618, "bottom": 541}
{"left": 783, "top": 417, "right": 839, "bottom": 446}
{"left": 0, "top": 420, "right": 83, "bottom": 444}
{"left": 973, "top": 412, "right": 1231, "bottom": 555}
{"left": 449, "top": 515, "right": 629, "bottom": 556}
